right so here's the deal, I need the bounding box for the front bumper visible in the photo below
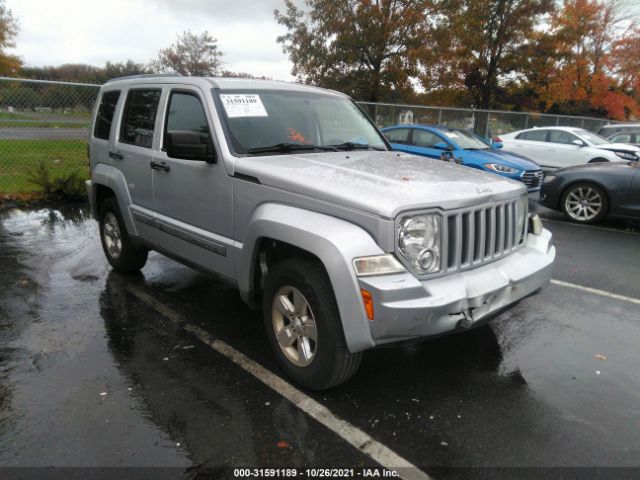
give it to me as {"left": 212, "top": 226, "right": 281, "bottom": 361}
{"left": 358, "top": 228, "right": 555, "bottom": 344}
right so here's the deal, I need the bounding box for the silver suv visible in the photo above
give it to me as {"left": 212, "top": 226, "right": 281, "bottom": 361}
{"left": 87, "top": 75, "right": 555, "bottom": 389}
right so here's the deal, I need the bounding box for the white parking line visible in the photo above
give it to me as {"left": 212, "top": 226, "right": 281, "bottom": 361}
{"left": 551, "top": 279, "right": 640, "bottom": 306}
{"left": 127, "top": 285, "right": 432, "bottom": 480}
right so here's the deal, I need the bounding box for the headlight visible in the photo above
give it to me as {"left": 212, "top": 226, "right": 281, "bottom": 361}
{"left": 353, "top": 254, "right": 405, "bottom": 277}
{"left": 484, "top": 163, "right": 519, "bottom": 174}
{"left": 614, "top": 151, "right": 638, "bottom": 161}
{"left": 543, "top": 174, "right": 557, "bottom": 184}
{"left": 517, "top": 194, "right": 528, "bottom": 241}
{"left": 397, "top": 214, "right": 441, "bottom": 274}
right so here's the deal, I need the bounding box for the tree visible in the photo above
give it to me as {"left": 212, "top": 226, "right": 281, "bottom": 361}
{"left": 538, "top": 0, "right": 640, "bottom": 119}
{"left": 275, "top": 0, "right": 431, "bottom": 102}
{"left": 422, "top": 0, "right": 555, "bottom": 110}
{"left": 101, "top": 60, "right": 150, "bottom": 81}
{"left": 0, "top": 0, "right": 21, "bottom": 76}
{"left": 148, "top": 31, "right": 223, "bottom": 76}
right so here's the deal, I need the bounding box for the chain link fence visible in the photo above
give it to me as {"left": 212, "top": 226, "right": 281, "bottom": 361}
{"left": 357, "top": 102, "right": 615, "bottom": 138}
{"left": 0, "top": 77, "right": 618, "bottom": 196}
{"left": 0, "top": 77, "right": 98, "bottom": 196}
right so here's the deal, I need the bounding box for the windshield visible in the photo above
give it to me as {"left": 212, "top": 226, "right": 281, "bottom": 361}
{"left": 214, "top": 89, "right": 387, "bottom": 155}
{"left": 441, "top": 129, "right": 490, "bottom": 150}
{"left": 575, "top": 129, "right": 610, "bottom": 145}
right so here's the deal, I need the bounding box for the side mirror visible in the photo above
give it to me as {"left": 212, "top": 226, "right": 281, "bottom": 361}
{"left": 434, "top": 142, "right": 453, "bottom": 151}
{"left": 166, "top": 131, "right": 216, "bottom": 163}
{"left": 572, "top": 139, "right": 585, "bottom": 147}
{"left": 492, "top": 142, "right": 504, "bottom": 149}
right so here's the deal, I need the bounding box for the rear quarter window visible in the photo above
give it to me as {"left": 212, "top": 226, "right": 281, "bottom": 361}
{"left": 93, "top": 90, "right": 121, "bottom": 140}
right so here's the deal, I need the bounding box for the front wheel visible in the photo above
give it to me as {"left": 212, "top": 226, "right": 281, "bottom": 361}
{"left": 561, "top": 183, "right": 608, "bottom": 224}
{"left": 262, "top": 258, "right": 362, "bottom": 390}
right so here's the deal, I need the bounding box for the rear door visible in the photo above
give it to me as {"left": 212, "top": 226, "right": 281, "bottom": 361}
{"left": 113, "top": 86, "right": 164, "bottom": 241}
{"left": 152, "top": 85, "right": 235, "bottom": 281}
{"left": 382, "top": 127, "right": 412, "bottom": 153}
{"left": 506, "top": 129, "right": 548, "bottom": 165}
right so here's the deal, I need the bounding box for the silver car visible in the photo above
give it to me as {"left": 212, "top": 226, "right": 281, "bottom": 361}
{"left": 87, "top": 75, "right": 555, "bottom": 389}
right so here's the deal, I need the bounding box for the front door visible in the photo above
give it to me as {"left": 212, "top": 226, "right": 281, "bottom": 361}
{"left": 152, "top": 86, "right": 235, "bottom": 281}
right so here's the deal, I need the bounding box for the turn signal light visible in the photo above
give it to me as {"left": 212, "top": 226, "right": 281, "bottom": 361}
{"left": 361, "top": 289, "right": 374, "bottom": 321}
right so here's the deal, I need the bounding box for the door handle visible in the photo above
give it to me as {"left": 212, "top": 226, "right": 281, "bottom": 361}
{"left": 150, "top": 160, "right": 170, "bottom": 172}
{"left": 109, "top": 151, "right": 124, "bottom": 160}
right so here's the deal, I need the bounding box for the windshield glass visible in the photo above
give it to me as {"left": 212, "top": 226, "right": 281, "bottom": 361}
{"left": 441, "top": 129, "right": 490, "bottom": 150}
{"left": 575, "top": 129, "right": 610, "bottom": 145}
{"left": 214, "top": 89, "right": 387, "bottom": 155}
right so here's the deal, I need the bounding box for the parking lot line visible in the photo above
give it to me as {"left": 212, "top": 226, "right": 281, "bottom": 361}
{"left": 551, "top": 279, "right": 640, "bottom": 306}
{"left": 127, "top": 284, "right": 432, "bottom": 480}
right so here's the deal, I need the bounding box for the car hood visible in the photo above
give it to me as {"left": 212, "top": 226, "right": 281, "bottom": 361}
{"left": 595, "top": 143, "right": 640, "bottom": 153}
{"left": 553, "top": 161, "right": 638, "bottom": 175}
{"left": 459, "top": 148, "right": 540, "bottom": 170}
{"left": 234, "top": 151, "right": 525, "bottom": 218}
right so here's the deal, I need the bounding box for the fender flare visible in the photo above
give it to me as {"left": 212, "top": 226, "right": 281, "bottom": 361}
{"left": 237, "top": 203, "right": 386, "bottom": 352}
{"left": 91, "top": 163, "right": 137, "bottom": 236}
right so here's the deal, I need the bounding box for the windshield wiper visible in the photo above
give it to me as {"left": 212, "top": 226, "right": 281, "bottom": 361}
{"left": 246, "top": 143, "right": 338, "bottom": 154}
{"left": 328, "top": 142, "right": 384, "bottom": 151}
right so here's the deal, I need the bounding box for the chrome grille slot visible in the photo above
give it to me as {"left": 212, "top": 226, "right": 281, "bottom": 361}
{"left": 442, "top": 199, "right": 525, "bottom": 275}
{"left": 522, "top": 170, "right": 544, "bottom": 189}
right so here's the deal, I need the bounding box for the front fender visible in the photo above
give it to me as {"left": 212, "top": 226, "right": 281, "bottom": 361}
{"left": 91, "top": 163, "right": 137, "bottom": 236}
{"left": 237, "top": 203, "right": 386, "bottom": 353}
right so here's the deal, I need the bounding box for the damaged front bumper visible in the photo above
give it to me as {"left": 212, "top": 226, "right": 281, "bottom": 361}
{"left": 359, "top": 228, "right": 555, "bottom": 344}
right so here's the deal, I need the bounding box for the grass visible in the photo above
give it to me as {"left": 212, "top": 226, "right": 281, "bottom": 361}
{"left": 0, "top": 139, "right": 88, "bottom": 194}
{"left": 0, "top": 121, "right": 89, "bottom": 129}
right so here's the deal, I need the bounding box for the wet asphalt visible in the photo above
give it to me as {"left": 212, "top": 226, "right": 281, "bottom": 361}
{"left": 0, "top": 203, "right": 639, "bottom": 479}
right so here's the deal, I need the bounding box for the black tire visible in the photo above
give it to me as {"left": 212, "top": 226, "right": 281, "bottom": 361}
{"left": 560, "top": 182, "right": 608, "bottom": 224}
{"left": 262, "top": 258, "right": 362, "bottom": 390}
{"left": 99, "top": 196, "right": 148, "bottom": 272}
{"left": 588, "top": 157, "right": 609, "bottom": 163}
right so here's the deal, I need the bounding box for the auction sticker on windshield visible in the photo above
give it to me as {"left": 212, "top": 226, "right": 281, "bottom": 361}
{"left": 220, "top": 94, "right": 268, "bottom": 118}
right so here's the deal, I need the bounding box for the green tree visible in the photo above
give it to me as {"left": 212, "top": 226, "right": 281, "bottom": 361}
{"left": 422, "top": 0, "right": 555, "bottom": 110}
{"left": 275, "top": 0, "right": 431, "bottom": 102}
{"left": 0, "top": 0, "right": 21, "bottom": 75}
{"left": 148, "top": 31, "right": 223, "bottom": 76}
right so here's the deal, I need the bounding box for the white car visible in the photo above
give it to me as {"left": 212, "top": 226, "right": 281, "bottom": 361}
{"left": 497, "top": 127, "right": 640, "bottom": 170}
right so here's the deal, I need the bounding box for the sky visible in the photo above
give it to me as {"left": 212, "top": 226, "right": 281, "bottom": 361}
{"left": 6, "top": 0, "right": 296, "bottom": 81}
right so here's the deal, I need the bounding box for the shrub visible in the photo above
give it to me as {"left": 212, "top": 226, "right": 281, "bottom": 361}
{"left": 27, "top": 161, "right": 86, "bottom": 203}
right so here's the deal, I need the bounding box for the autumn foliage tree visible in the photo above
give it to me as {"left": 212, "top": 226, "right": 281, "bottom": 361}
{"left": 275, "top": 0, "right": 431, "bottom": 102}
{"left": 0, "top": 0, "right": 21, "bottom": 76}
{"left": 422, "top": 0, "right": 554, "bottom": 110}
{"left": 534, "top": 0, "right": 639, "bottom": 119}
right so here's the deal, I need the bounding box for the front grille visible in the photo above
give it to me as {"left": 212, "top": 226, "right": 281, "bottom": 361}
{"left": 442, "top": 199, "right": 527, "bottom": 274}
{"left": 521, "top": 170, "right": 544, "bottom": 189}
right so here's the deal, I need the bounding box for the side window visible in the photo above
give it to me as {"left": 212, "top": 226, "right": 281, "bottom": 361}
{"left": 517, "top": 130, "right": 547, "bottom": 141}
{"left": 93, "top": 90, "right": 120, "bottom": 140}
{"left": 383, "top": 128, "right": 410, "bottom": 144}
{"left": 549, "top": 130, "right": 578, "bottom": 145}
{"left": 120, "top": 89, "right": 162, "bottom": 148}
{"left": 412, "top": 129, "right": 443, "bottom": 148}
{"left": 611, "top": 134, "right": 631, "bottom": 143}
{"left": 164, "top": 91, "right": 213, "bottom": 159}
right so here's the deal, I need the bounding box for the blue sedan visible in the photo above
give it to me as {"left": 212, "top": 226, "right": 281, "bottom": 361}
{"left": 381, "top": 125, "right": 543, "bottom": 192}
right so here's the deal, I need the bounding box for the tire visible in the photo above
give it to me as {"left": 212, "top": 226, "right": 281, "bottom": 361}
{"left": 561, "top": 182, "right": 608, "bottom": 224}
{"left": 262, "top": 258, "right": 362, "bottom": 390}
{"left": 588, "top": 157, "right": 609, "bottom": 163}
{"left": 99, "top": 196, "right": 148, "bottom": 272}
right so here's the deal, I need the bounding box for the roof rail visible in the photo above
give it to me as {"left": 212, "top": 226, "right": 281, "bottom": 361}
{"left": 105, "top": 73, "right": 183, "bottom": 84}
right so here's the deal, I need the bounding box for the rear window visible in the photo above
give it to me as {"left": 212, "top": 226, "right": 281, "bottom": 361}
{"left": 120, "top": 89, "right": 162, "bottom": 148}
{"left": 94, "top": 91, "right": 120, "bottom": 140}
{"left": 517, "top": 130, "right": 547, "bottom": 141}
